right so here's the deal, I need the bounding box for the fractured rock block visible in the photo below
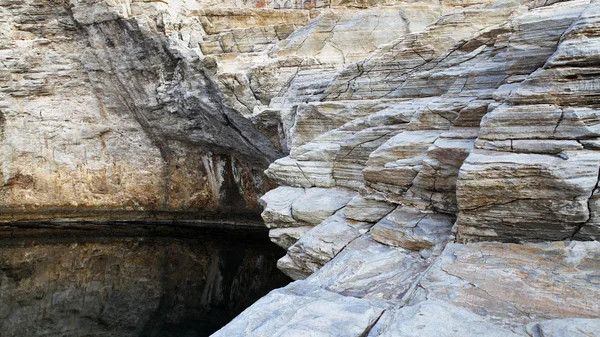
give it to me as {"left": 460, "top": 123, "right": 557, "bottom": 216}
{"left": 291, "top": 187, "right": 356, "bottom": 224}
{"left": 367, "top": 301, "right": 525, "bottom": 337}
{"left": 456, "top": 149, "right": 600, "bottom": 241}
{"left": 417, "top": 241, "right": 600, "bottom": 328}
{"left": 344, "top": 195, "right": 395, "bottom": 223}
{"left": 364, "top": 131, "right": 443, "bottom": 199}
{"left": 371, "top": 207, "right": 455, "bottom": 252}
{"left": 260, "top": 186, "right": 306, "bottom": 227}
{"left": 269, "top": 226, "right": 312, "bottom": 249}
{"left": 211, "top": 280, "right": 388, "bottom": 337}
{"left": 280, "top": 211, "right": 370, "bottom": 279}
{"left": 306, "top": 235, "right": 429, "bottom": 301}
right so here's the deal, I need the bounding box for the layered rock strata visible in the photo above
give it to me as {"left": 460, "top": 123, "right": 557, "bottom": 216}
{"left": 0, "top": 0, "right": 284, "bottom": 221}
{"left": 260, "top": 0, "right": 600, "bottom": 280}
{"left": 2, "top": 0, "right": 600, "bottom": 336}
{"left": 217, "top": 0, "right": 600, "bottom": 335}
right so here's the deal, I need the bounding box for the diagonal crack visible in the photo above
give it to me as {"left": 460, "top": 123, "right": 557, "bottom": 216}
{"left": 337, "top": 131, "right": 397, "bottom": 160}
{"left": 295, "top": 162, "right": 317, "bottom": 187}
{"left": 359, "top": 309, "right": 386, "bottom": 337}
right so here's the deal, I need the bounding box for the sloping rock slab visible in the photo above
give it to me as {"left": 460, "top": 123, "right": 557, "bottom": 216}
{"left": 305, "top": 235, "right": 429, "bottom": 301}
{"left": 278, "top": 211, "right": 371, "bottom": 279}
{"left": 417, "top": 241, "right": 600, "bottom": 328}
{"left": 211, "top": 281, "right": 388, "bottom": 337}
{"left": 368, "top": 301, "right": 526, "bottom": 337}
{"left": 526, "top": 318, "right": 600, "bottom": 337}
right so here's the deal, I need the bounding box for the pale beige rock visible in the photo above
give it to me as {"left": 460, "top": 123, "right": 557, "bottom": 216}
{"left": 456, "top": 149, "right": 600, "bottom": 241}
{"left": 505, "top": 0, "right": 591, "bottom": 75}
{"left": 343, "top": 195, "right": 395, "bottom": 223}
{"left": 364, "top": 131, "right": 443, "bottom": 199}
{"left": 323, "top": 7, "right": 524, "bottom": 101}
{"left": 405, "top": 137, "right": 475, "bottom": 213}
{"left": 545, "top": 1, "right": 600, "bottom": 68}
{"left": 290, "top": 101, "right": 393, "bottom": 148}
{"left": 0, "top": 0, "right": 290, "bottom": 220}
{"left": 479, "top": 104, "right": 600, "bottom": 141}
{"left": 371, "top": 207, "right": 455, "bottom": 252}
{"left": 211, "top": 0, "right": 600, "bottom": 335}
{"left": 416, "top": 241, "right": 600, "bottom": 328}
{"left": 266, "top": 156, "right": 336, "bottom": 187}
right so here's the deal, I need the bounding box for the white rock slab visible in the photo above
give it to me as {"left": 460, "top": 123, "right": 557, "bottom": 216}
{"left": 291, "top": 188, "right": 356, "bottom": 225}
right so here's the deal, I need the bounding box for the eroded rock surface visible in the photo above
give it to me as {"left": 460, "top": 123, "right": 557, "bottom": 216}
{"left": 0, "top": 0, "right": 284, "bottom": 221}
{"left": 2, "top": 0, "right": 600, "bottom": 336}
{"left": 214, "top": 0, "right": 600, "bottom": 334}
{"left": 257, "top": 0, "right": 600, "bottom": 282}
{"left": 215, "top": 240, "right": 600, "bottom": 336}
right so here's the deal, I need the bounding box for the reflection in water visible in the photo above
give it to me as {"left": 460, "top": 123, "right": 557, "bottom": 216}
{"left": 0, "top": 223, "right": 291, "bottom": 337}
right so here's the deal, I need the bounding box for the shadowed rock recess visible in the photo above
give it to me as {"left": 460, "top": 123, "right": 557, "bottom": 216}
{"left": 1, "top": 0, "right": 600, "bottom": 336}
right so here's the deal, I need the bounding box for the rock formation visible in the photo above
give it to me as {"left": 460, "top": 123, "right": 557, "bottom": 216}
{"left": 1, "top": 0, "right": 600, "bottom": 336}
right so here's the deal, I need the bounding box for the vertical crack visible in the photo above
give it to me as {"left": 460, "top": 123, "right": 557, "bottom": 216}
{"left": 573, "top": 164, "right": 600, "bottom": 239}
{"left": 553, "top": 108, "right": 564, "bottom": 134}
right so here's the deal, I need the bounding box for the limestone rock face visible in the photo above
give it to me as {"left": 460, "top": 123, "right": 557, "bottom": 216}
{"left": 211, "top": 0, "right": 600, "bottom": 334}
{"left": 0, "top": 0, "right": 284, "bottom": 221}
{"left": 4, "top": 0, "right": 600, "bottom": 335}
{"left": 257, "top": 0, "right": 600, "bottom": 283}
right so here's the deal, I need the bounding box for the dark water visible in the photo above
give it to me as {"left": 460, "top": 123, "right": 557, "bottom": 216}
{"left": 0, "top": 223, "right": 291, "bottom": 337}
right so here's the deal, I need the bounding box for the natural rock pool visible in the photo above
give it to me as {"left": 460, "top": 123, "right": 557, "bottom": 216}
{"left": 0, "top": 222, "right": 291, "bottom": 337}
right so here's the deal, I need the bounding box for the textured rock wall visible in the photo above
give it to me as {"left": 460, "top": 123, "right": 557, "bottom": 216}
{"left": 198, "top": 0, "right": 600, "bottom": 335}
{"left": 259, "top": 0, "right": 600, "bottom": 281}
{"left": 2, "top": 0, "right": 600, "bottom": 336}
{"left": 0, "top": 0, "right": 284, "bottom": 221}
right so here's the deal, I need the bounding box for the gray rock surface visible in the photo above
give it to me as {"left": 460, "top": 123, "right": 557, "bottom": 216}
{"left": 368, "top": 301, "right": 526, "bottom": 337}
{"left": 527, "top": 319, "right": 600, "bottom": 337}
{"left": 211, "top": 280, "right": 388, "bottom": 337}
{"left": 278, "top": 211, "right": 370, "bottom": 279}
{"left": 291, "top": 187, "right": 356, "bottom": 225}
{"left": 371, "top": 207, "right": 455, "bottom": 252}
{"left": 215, "top": 240, "right": 600, "bottom": 336}
{"left": 3, "top": 0, "right": 600, "bottom": 336}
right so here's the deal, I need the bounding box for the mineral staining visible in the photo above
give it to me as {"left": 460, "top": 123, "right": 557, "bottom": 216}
{"left": 2, "top": 0, "right": 600, "bottom": 336}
